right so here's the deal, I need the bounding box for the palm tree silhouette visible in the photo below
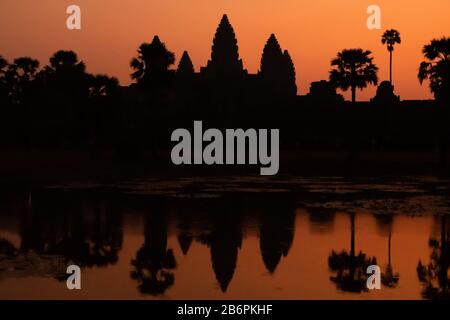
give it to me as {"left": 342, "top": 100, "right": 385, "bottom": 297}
{"left": 418, "top": 37, "right": 450, "bottom": 165}
{"left": 41, "top": 50, "right": 90, "bottom": 95}
{"left": 329, "top": 49, "right": 378, "bottom": 103}
{"left": 47, "top": 50, "right": 86, "bottom": 73}
{"left": 381, "top": 29, "right": 401, "bottom": 85}
{"left": 130, "top": 35, "right": 175, "bottom": 87}
{"left": 418, "top": 37, "right": 450, "bottom": 102}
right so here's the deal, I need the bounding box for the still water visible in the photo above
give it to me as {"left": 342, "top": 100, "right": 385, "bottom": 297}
{"left": 0, "top": 176, "right": 449, "bottom": 300}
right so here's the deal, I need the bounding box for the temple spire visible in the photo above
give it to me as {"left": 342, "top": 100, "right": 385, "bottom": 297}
{"left": 282, "top": 50, "right": 297, "bottom": 96}
{"left": 205, "top": 14, "right": 244, "bottom": 77}
{"left": 259, "top": 34, "right": 297, "bottom": 97}
{"left": 177, "top": 51, "right": 194, "bottom": 75}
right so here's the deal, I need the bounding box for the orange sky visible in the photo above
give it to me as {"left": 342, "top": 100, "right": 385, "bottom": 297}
{"left": 1, "top": 0, "right": 449, "bottom": 101}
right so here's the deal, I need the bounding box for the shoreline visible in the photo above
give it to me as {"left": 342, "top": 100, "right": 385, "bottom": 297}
{"left": 0, "top": 148, "right": 448, "bottom": 185}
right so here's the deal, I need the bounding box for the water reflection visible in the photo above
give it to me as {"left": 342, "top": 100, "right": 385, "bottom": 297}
{"left": 1, "top": 190, "right": 123, "bottom": 282}
{"left": 131, "top": 203, "right": 176, "bottom": 295}
{"left": 0, "top": 177, "right": 449, "bottom": 299}
{"left": 374, "top": 213, "right": 400, "bottom": 288}
{"left": 328, "top": 212, "right": 377, "bottom": 293}
{"left": 259, "top": 198, "right": 295, "bottom": 274}
{"left": 417, "top": 215, "right": 450, "bottom": 299}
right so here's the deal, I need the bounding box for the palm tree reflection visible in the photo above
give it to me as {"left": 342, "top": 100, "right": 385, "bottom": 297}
{"left": 374, "top": 214, "right": 399, "bottom": 288}
{"left": 1, "top": 190, "right": 123, "bottom": 280}
{"left": 417, "top": 215, "right": 450, "bottom": 299}
{"left": 131, "top": 206, "right": 176, "bottom": 295}
{"left": 328, "top": 212, "right": 377, "bottom": 293}
{"left": 20, "top": 192, "right": 123, "bottom": 268}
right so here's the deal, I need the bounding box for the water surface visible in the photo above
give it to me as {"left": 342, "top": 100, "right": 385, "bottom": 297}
{"left": 0, "top": 176, "right": 449, "bottom": 299}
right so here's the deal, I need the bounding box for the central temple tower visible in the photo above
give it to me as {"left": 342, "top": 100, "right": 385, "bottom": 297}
{"left": 203, "top": 14, "right": 246, "bottom": 78}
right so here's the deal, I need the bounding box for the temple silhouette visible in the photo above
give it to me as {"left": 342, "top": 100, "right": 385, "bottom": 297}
{"left": 0, "top": 13, "right": 448, "bottom": 174}
{"left": 117, "top": 14, "right": 441, "bottom": 163}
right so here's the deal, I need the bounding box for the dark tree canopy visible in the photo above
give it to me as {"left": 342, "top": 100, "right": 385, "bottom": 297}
{"left": 88, "top": 74, "right": 119, "bottom": 98}
{"left": 329, "top": 48, "right": 379, "bottom": 103}
{"left": 418, "top": 37, "right": 450, "bottom": 102}
{"left": 41, "top": 50, "right": 91, "bottom": 99}
{"left": 381, "top": 29, "right": 401, "bottom": 52}
{"left": 10, "top": 57, "right": 39, "bottom": 80}
{"left": 4, "top": 57, "right": 40, "bottom": 105}
{"left": 130, "top": 35, "right": 175, "bottom": 88}
{"left": 49, "top": 50, "right": 85, "bottom": 72}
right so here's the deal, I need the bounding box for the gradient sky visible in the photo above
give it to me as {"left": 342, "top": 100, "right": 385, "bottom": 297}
{"left": 1, "top": 0, "right": 449, "bottom": 100}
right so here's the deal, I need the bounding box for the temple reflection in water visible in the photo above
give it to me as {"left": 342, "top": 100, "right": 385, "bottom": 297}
{"left": 0, "top": 176, "right": 449, "bottom": 299}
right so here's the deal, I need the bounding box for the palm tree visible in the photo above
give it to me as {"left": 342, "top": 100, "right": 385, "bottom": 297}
{"left": 130, "top": 35, "right": 175, "bottom": 87}
{"left": 329, "top": 49, "right": 378, "bottom": 103}
{"left": 381, "top": 29, "right": 401, "bottom": 84}
{"left": 42, "top": 50, "right": 89, "bottom": 94}
{"left": 418, "top": 37, "right": 450, "bottom": 102}
{"left": 418, "top": 37, "right": 450, "bottom": 165}
{"left": 48, "top": 50, "right": 86, "bottom": 73}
